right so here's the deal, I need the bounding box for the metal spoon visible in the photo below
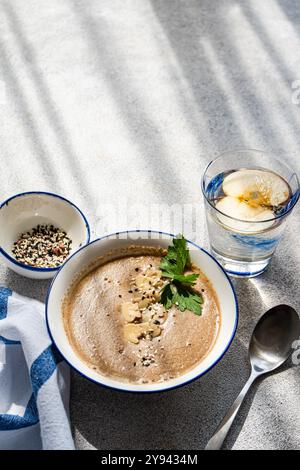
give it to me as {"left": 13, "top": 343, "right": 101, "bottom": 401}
{"left": 206, "top": 304, "right": 300, "bottom": 450}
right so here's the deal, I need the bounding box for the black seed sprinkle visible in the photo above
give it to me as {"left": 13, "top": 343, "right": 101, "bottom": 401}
{"left": 12, "top": 224, "right": 72, "bottom": 269}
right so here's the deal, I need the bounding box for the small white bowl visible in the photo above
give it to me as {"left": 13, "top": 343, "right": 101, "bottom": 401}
{"left": 0, "top": 191, "right": 90, "bottom": 279}
{"left": 46, "top": 230, "right": 238, "bottom": 393}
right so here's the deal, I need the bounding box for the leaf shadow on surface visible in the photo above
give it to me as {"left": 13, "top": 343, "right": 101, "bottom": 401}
{"left": 1, "top": 1, "right": 96, "bottom": 212}
{"left": 148, "top": 0, "right": 300, "bottom": 154}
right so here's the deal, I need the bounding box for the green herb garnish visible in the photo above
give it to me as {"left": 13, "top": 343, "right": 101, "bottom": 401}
{"left": 159, "top": 235, "right": 203, "bottom": 315}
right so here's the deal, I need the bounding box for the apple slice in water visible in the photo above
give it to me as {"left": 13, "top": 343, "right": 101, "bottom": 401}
{"left": 222, "top": 169, "right": 290, "bottom": 207}
{"left": 215, "top": 196, "right": 275, "bottom": 232}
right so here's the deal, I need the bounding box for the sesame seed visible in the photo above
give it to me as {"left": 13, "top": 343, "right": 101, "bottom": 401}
{"left": 12, "top": 224, "right": 72, "bottom": 269}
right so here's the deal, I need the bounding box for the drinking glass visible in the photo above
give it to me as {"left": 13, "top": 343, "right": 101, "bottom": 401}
{"left": 201, "top": 149, "right": 299, "bottom": 277}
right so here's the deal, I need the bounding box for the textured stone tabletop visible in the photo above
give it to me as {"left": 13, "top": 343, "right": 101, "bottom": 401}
{"left": 1, "top": 0, "right": 300, "bottom": 450}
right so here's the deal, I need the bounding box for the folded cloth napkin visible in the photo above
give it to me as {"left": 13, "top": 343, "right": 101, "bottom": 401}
{"left": 0, "top": 287, "right": 74, "bottom": 450}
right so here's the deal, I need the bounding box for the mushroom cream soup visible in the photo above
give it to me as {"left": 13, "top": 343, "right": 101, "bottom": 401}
{"left": 63, "top": 245, "right": 221, "bottom": 384}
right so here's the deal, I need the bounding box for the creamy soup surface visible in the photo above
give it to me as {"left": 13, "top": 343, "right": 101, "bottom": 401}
{"left": 63, "top": 246, "right": 221, "bottom": 384}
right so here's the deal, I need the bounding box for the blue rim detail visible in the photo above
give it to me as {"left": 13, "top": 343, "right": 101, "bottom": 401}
{"left": 0, "top": 191, "right": 91, "bottom": 272}
{"left": 225, "top": 267, "right": 268, "bottom": 277}
{"left": 45, "top": 230, "right": 239, "bottom": 394}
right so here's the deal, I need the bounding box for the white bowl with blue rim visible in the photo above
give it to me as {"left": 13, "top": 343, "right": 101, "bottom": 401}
{"left": 46, "top": 230, "right": 238, "bottom": 393}
{"left": 0, "top": 192, "right": 90, "bottom": 280}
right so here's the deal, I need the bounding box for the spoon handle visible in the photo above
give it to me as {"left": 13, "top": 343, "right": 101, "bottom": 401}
{"left": 206, "top": 371, "right": 258, "bottom": 450}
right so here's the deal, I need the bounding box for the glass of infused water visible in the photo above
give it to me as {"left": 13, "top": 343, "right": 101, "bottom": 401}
{"left": 201, "top": 149, "right": 299, "bottom": 277}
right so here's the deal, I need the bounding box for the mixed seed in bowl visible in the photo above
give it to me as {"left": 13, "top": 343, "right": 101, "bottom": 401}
{"left": 12, "top": 224, "right": 72, "bottom": 268}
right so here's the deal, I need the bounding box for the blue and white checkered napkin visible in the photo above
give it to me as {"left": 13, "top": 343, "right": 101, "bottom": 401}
{"left": 0, "top": 287, "right": 74, "bottom": 450}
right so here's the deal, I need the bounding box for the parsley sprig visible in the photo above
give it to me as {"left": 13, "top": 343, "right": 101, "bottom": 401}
{"left": 159, "top": 236, "right": 203, "bottom": 316}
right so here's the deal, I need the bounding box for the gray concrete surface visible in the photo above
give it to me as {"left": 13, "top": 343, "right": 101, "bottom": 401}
{"left": 1, "top": 0, "right": 300, "bottom": 450}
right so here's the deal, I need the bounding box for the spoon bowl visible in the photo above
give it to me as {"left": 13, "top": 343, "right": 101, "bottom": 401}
{"left": 206, "top": 304, "right": 300, "bottom": 450}
{"left": 250, "top": 304, "right": 300, "bottom": 373}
